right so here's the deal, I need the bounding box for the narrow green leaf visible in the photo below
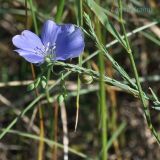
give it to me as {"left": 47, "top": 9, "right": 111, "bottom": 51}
{"left": 34, "top": 77, "right": 41, "bottom": 88}
{"left": 27, "top": 83, "right": 35, "bottom": 91}
{"left": 85, "top": 0, "right": 127, "bottom": 48}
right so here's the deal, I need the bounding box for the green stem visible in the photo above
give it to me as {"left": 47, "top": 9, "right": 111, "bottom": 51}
{"left": 28, "top": 0, "right": 38, "bottom": 34}
{"left": 95, "top": 0, "right": 108, "bottom": 157}
{"left": 55, "top": 0, "right": 65, "bottom": 23}
{"left": 75, "top": 0, "right": 83, "bottom": 131}
{"left": 97, "top": 25, "right": 108, "bottom": 160}
{"left": 84, "top": 13, "right": 137, "bottom": 90}
{"left": 46, "top": 67, "right": 51, "bottom": 103}
{"left": 118, "top": 0, "right": 160, "bottom": 144}
{"left": 53, "top": 61, "right": 148, "bottom": 100}
{"left": 76, "top": 0, "right": 83, "bottom": 26}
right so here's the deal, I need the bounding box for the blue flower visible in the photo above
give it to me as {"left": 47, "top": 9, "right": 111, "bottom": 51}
{"left": 12, "top": 20, "right": 85, "bottom": 64}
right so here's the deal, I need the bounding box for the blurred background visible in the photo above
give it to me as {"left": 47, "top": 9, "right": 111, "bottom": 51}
{"left": 0, "top": 0, "right": 160, "bottom": 159}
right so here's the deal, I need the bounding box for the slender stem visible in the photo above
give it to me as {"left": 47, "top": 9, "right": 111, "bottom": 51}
{"left": 97, "top": 27, "right": 108, "bottom": 160}
{"left": 95, "top": 0, "right": 108, "bottom": 158}
{"left": 118, "top": 0, "right": 160, "bottom": 144}
{"left": 53, "top": 61, "right": 148, "bottom": 100}
{"left": 84, "top": 13, "right": 137, "bottom": 90}
{"left": 28, "top": 0, "right": 38, "bottom": 34}
{"left": 46, "top": 67, "right": 51, "bottom": 103}
{"left": 0, "top": 94, "right": 44, "bottom": 140}
{"left": 76, "top": 0, "right": 83, "bottom": 26}
{"left": 75, "top": 0, "right": 83, "bottom": 131}
{"left": 55, "top": 0, "right": 65, "bottom": 23}
{"left": 28, "top": 0, "right": 45, "bottom": 159}
{"left": 0, "top": 71, "right": 71, "bottom": 140}
{"left": 2, "top": 128, "right": 90, "bottom": 159}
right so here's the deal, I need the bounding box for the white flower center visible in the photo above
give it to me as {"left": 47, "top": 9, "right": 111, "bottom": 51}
{"left": 34, "top": 42, "right": 56, "bottom": 60}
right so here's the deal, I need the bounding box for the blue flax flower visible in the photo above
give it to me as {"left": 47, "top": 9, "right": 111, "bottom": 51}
{"left": 12, "top": 20, "right": 84, "bottom": 64}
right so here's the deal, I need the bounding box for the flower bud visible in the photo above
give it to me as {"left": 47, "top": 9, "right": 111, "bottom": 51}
{"left": 80, "top": 74, "right": 93, "bottom": 84}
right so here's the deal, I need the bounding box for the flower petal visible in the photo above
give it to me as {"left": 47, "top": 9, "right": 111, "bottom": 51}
{"left": 12, "top": 30, "right": 44, "bottom": 52}
{"left": 15, "top": 49, "right": 44, "bottom": 63}
{"left": 59, "top": 24, "right": 75, "bottom": 34}
{"left": 55, "top": 24, "right": 84, "bottom": 60}
{"left": 41, "top": 20, "right": 60, "bottom": 46}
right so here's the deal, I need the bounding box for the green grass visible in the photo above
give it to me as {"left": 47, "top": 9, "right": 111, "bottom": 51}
{"left": 0, "top": 0, "right": 160, "bottom": 159}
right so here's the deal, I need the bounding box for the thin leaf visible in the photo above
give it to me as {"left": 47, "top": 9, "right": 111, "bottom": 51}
{"left": 85, "top": 0, "right": 127, "bottom": 49}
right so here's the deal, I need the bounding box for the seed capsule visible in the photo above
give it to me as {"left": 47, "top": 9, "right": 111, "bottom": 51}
{"left": 80, "top": 74, "right": 93, "bottom": 84}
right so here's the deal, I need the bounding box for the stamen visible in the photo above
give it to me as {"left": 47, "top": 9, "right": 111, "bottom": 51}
{"left": 34, "top": 42, "right": 56, "bottom": 60}
{"left": 34, "top": 46, "right": 45, "bottom": 56}
{"left": 45, "top": 42, "right": 56, "bottom": 59}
